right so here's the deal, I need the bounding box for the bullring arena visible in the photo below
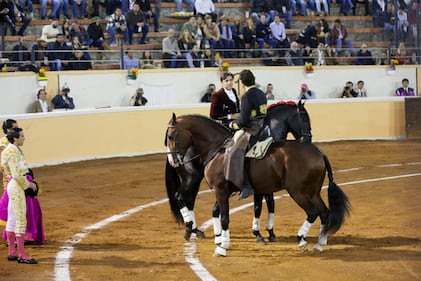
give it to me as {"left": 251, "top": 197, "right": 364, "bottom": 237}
{"left": 0, "top": 67, "right": 421, "bottom": 281}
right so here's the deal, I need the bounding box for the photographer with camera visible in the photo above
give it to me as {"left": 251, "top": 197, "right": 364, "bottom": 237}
{"left": 51, "top": 84, "right": 75, "bottom": 110}
{"left": 129, "top": 88, "right": 148, "bottom": 106}
{"left": 338, "top": 81, "right": 358, "bottom": 98}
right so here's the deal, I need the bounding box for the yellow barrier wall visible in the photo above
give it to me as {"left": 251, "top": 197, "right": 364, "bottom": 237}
{"left": 10, "top": 99, "right": 405, "bottom": 167}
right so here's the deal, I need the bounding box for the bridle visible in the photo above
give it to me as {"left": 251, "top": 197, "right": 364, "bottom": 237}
{"left": 296, "top": 104, "right": 312, "bottom": 143}
{"left": 166, "top": 125, "right": 200, "bottom": 167}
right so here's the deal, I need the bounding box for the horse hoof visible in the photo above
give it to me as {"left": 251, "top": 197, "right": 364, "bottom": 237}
{"left": 213, "top": 246, "right": 226, "bottom": 257}
{"left": 268, "top": 236, "right": 279, "bottom": 243}
{"left": 256, "top": 236, "right": 266, "bottom": 244}
{"left": 312, "top": 244, "right": 324, "bottom": 253}
{"left": 192, "top": 229, "right": 206, "bottom": 239}
{"left": 299, "top": 243, "right": 308, "bottom": 253}
{"left": 184, "top": 231, "right": 192, "bottom": 241}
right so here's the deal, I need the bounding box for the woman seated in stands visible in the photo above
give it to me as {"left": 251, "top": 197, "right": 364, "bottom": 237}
{"left": 140, "top": 50, "right": 157, "bottom": 69}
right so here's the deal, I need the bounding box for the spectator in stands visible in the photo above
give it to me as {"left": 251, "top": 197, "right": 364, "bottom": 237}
{"left": 44, "top": 0, "right": 70, "bottom": 20}
{"left": 297, "top": 83, "right": 316, "bottom": 99}
{"left": 69, "top": 0, "right": 87, "bottom": 19}
{"left": 175, "top": 0, "right": 194, "bottom": 13}
{"left": 11, "top": 36, "right": 30, "bottom": 66}
{"left": 129, "top": 88, "right": 148, "bottom": 106}
{"left": 87, "top": 16, "right": 107, "bottom": 52}
{"left": 0, "top": 0, "right": 23, "bottom": 36}
{"left": 140, "top": 50, "right": 157, "bottom": 69}
{"left": 397, "top": 6, "right": 411, "bottom": 42}
{"left": 31, "top": 89, "right": 53, "bottom": 113}
{"left": 232, "top": 16, "right": 245, "bottom": 58}
{"left": 255, "top": 13, "right": 271, "bottom": 53}
{"left": 318, "top": 19, "right": 330, "bottom": 45}
{"left": 17, "top": 0, "right": 33, "bottom": 19}
{"left": 162, "top": 28, "right": 184, "bottom": 68}
{"left": 338, "top": 81, "right": 358, "bottom": 98}
{"left": 373, "top": 0, "right": 387, "bottom": 27}
{"left": 356, "top": 43, "right": 374, "bottom": 65}
{"left": 70, "top": 20, "right": 89, "bottom": 45}
{"left": 138, "top": 0, "right": 159, "bottom": 32}
{"left": 285, "top": 41, "right": 304, "bottom": 66}
{"left": 395, "top": 78, "right": 415, "bottom": 96}
{"left": 107, "top": 7, "right": 129, "bottom": 46}
{"left": 250, "top": 0, "right": 270, "bottom": 24}
{"left": 70, "top": 35, "right": 91, "bottom": 60}
{"left": 324, "top": 44, "right": 338, "bottom": 65}
{"left": 51, "top": 84, "right": 75, "bottom": 109}
{"left": 31, "top": 36, "right": 49, "bottom": 67}
{"left": 12, "top": 0, "right": 31, "bottom": 35}
{"left": 316, "top": 0, "right": 329, "bottom": 16}
{"left": 339, "top": 0, "right": 354, "bottom": 16}
{"left": 181, "top": 16, "right": 197, "bottom": 37}
{"left": 355, "top": 80, "right": 367, "bottom": 97}
{"left": 185, "top": 43, "right": 202, "bottom": 68}
{"left": 203, "top": 14, "right": 220, "bottom": 50}
{"left": 393, "top": 42, "right": 411, "bottom": 65}
{"left": 407, "top": 2, "right": 419, "bottom": 44}
{"left": 178, "top": 29, "right": 195, "bottom": 56}
{"left": 269, "top": 13, "right": 289, "bottom": 56}
{"left": 126, "top": 3, "right": 149, "bottom": 44}
{"left": 330, "top": 19, "right": 355, "bottom": 57}
{"left": 122, "top": 48, "right": 139, "bottom": 69}
{"left": 352, "top": 0, "right": 370, "bottom": 16}
{"left": 48, "top": 33, "right": 70, "bottom": 71}
{"left": 296, "top": 22, "right": 321, "bottom": 49}
{"left": 265, "top": 83, "right": 275, "bottom": 100}
{"left": 312, "top": 42, "right": 326, "bottom": 66}
{"left": 218, "top": 15, "right": 235, "bottom": 58}
{"left": 203, "top": 47, "right": 214, "bottom": 67}
{"left": 41, "top": 19, "right": 60, "bottom": 43}
{"left": 68, "top": 48, "right": 92, "bottom": 70}
{"left": 269, "top": 0, "right": 292, "bottom": 29}
{"left": 243, "top": 17, "right": 257, "bottom": 57}
{"left": 376, "top": 49, "right": 388, "bottom": 65}
{"left": 383, "top": 2, "right": 396, "bottom": 36}
{"left": 195, "top": 0, "right": 217, "bottom": 22}
{"left": 262, "top": 47, "right": 283, "bottom": 66}
{"left": 302, "top": 44, "right": 313, "bottom": 65}
{"left": 200, "top": 83, "right": 215, "bottom": 103}
{"left": 62, "top": 18, "right": 71, "bottom": 42}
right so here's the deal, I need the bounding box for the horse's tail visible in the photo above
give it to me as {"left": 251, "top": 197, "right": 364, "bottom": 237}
{"left": 165, "top": 158, "right": 184, "bottom": 224}
{"left": 323, "top": 154, "right": 351, "bottom": 235}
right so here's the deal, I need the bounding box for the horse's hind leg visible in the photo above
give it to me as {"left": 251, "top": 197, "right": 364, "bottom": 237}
{"left": 289, "top": 192, "right": 320, "bottom": 253}
{"left": 252, "top": 194, "right": 266, "bottom": 243}
{"left": 310, "top": 195, "right": 329, "bottom": 252}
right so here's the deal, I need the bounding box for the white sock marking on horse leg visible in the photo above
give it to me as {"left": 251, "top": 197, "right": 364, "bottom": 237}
{"left": 318, "top": 224, "right": 328, "bottom": 246}
{"left": 252, "top": 217, "right": 260, "bottom": 231}
{"left": 266, "top": 213, "right": 275, "bottom": 230}
{"left": 220, "top": 230, "right": 230, "bottom": 250}
{"left": 213, "top": 217, "right": 222, "bottom": 244}
{"left": 298, "top": 220, "right": 312, "bottom": 238}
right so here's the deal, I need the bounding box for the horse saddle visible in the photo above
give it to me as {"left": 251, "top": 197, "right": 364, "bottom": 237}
{"left": 245, "top": 137, "right": 274, "bottom": 160}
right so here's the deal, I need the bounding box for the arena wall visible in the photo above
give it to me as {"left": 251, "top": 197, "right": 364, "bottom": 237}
{"left": 0, "top": 65, "right": 419, "bottom": 115}
{"left": 0, "top": 98, "right": 406, "bottom": 167}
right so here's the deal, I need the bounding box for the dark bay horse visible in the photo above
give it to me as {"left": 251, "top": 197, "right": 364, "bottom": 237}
{"left": 166, "top": 114, "right": 350, "bottom": 256}
{"left": 165, "top": 101, "right": 312, "bottom": 242}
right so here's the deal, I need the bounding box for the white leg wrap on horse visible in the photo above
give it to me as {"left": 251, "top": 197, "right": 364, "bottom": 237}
{"left": 298, "top": 220, "right": 313, "bottom": 238}
{"left": 252, "top": 217, "right": 260, "bottom": 231}
{"left": 213, "top": 217, "right": 222, "bottom": 244}
{"left": 214, "top": 245, "right": 227, "bottom": 257}
{"left": 266, "top": 213, "right": 275, "bottom": 230}
{"left": 318, "top": 224, "right": 328, "bottom": 246}
{"left": 180, "top": 207, "right": 193, "bottom": 225}
{"left": 220, "top": 230, "right": 230, "bottom": 250}
{"left": 190, "top": 210, "right": 197, "bottom": 229}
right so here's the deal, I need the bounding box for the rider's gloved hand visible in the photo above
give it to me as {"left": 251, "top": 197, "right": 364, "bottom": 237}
{"left": 229, "top": 121, "right": 239, "bottom": 130}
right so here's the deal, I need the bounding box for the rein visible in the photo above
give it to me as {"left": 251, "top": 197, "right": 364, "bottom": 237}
{"left": 295, "top": 105, "right": 312, "bottom": 143}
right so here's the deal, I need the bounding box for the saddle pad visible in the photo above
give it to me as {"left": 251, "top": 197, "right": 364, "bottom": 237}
{"left": 245, "top": 137, "right": 274, "bottom": 159}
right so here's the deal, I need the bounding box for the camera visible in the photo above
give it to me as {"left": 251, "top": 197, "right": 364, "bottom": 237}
{"left": 344, "top": 86, "right": 350, "bottom": 91}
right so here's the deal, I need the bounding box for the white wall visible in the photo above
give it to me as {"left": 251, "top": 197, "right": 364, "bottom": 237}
{"left": 0, "top": 66, "right": 417, "bottom": 115}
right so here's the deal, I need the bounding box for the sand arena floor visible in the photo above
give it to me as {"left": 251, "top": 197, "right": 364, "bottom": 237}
{"left": 0, "top": 140, "right": 420, "bottom": 281}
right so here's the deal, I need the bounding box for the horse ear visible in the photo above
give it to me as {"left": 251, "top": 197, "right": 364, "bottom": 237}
{"left": 298, "top": 99, "right": 306, "bottom": 108}
{"left": 172, "top": 113, "right": 177, "bottom": 123}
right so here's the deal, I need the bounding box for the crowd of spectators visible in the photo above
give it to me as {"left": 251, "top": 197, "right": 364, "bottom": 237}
{"left": 1, "top": 0, "right": 420, "bottom": 70}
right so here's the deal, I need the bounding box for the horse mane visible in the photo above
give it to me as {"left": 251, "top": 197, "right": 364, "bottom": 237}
{"left": 267, "top": 100, "right": 297, "bottom": 111}
{"left": 178, "top": 114, "right": 232, "bottom": 134}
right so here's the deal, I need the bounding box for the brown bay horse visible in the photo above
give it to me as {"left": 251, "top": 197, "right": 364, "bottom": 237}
{"left": 166, "top": 114, "right": 351, "bottom": 256}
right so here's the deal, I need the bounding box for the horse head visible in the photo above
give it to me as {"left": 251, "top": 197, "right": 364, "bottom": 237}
{"left": 296, "top": 100, "right": 312, "bottom": 143}
{"left": 166, "top": 113, "right": 192, "bottom": 168}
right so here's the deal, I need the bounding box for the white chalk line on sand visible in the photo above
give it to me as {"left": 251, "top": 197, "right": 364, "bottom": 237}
{"left": 54, "top": 168, "right": 421, "bottom": 281}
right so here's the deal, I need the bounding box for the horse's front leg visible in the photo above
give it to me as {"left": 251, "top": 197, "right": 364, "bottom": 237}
{"left": 212, "top": 202, "right": 222, "bottom": 244}
{"left": 213, "top": 196, "right": 230, "bottom": 257}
